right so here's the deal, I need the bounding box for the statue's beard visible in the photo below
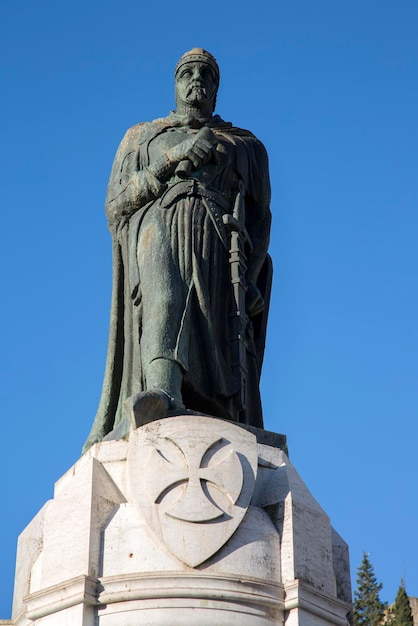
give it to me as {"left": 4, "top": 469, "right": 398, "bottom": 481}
{"left": 186, "top": 85, "right": 207, "bottom": 101}
{"left": 176, "top": 89, "right": 216, "bottom": 118}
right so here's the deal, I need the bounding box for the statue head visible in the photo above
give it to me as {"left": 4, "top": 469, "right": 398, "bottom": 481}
{"left": 175, "top": 48, "right": 219, "bottom": 117}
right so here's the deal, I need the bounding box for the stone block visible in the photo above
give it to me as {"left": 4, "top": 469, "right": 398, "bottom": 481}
{"left": 32, "top": 456, "right": 125, "bottom": 591}
{"left": 9, "top": 415, "right": 351, "bottom": 625}
{"left": 12, "top": 502, "right": 50, "bottom": 620}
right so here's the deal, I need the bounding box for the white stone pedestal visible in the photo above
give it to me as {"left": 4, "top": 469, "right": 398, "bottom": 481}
{"left": 10, "top": 415, "right": 352, "bottom": 625}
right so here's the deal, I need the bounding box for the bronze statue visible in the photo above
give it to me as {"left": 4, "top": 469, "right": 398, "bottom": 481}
{"left": 83, "top": 49, "right": 272, "bottom": 452}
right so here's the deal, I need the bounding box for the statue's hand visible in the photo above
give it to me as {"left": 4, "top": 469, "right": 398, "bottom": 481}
{"left": 148, "top": 128, "right": 219, "bottom": 185}
{"left": 167, "top": 127, "right": 218, "bottom": 170}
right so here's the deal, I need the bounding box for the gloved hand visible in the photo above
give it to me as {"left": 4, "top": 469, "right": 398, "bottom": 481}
{"left": 167, "top": 126, "right": 218, "bottom": 170}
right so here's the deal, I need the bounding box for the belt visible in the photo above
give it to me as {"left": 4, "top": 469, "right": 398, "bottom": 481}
{"left": 160, "top": 180, "right": 230, "bottom": 211}
{"left": 159, "top": 180, "right": 231, "bottom": 250}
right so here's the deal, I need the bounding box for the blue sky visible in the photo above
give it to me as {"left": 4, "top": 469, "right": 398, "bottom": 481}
{"left": 1, "top": 0, "right": 417, "bottom": 618}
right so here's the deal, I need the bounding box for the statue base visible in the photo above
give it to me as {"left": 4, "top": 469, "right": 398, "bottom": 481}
{"left": 10, "top": 415, "right": 351, "bottom": 625}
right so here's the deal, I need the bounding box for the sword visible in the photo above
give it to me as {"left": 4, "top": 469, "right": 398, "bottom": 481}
{"left": 223, "top": 180, "right": 252, "bottom": 416}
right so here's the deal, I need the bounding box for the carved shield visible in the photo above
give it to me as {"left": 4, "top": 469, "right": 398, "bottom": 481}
{"left": 127, "top": 415, "right": 258, "bottom": 567}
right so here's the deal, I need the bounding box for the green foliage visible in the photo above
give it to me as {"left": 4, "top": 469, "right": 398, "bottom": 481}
{"left": 353, "top": 553, "right": 387, "bottom": 626}
{"left": 386, "top": 582, "right": 413, "bottom": 626}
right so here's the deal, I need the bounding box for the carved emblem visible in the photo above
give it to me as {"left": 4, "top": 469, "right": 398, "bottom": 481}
{"left": 127, "top": 415, "right": 257, "bottom": 566}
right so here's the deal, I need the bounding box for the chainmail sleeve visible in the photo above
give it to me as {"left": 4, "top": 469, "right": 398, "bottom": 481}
{"left": 105, "top": 124, "right": 166, "bottom": 228}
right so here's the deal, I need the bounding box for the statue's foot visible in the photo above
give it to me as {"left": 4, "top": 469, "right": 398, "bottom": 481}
{"left": 123, "top": 389, "right": 172, "bottom": 428}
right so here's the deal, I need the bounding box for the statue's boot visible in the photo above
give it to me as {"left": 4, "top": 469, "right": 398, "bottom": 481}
{"left": 124, "top": 358, "right": 185, "bottom": 429}
{"left": 123, "top": 389, "right": 171, "bottom": 428}
{"left": 102, "top": 390, "right": 171, "bottom": 443}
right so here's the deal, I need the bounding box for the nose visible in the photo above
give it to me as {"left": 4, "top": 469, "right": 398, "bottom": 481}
{"left": 192, "top": 66, "right": 203, "bottom": 82}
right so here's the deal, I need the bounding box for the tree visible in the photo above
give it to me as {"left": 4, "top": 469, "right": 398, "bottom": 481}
{"left": 386, "top": 581, "right": 413, "bottom": 626}
{"left": 353, "top": 552, "right": 387, "bottom": 626}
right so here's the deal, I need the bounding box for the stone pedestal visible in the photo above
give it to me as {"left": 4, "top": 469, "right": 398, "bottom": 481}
{"left": 10, "top": 415, "right": 352, "bottom": 625}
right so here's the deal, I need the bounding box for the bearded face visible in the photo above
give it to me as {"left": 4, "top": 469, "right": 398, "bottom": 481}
{"left": 175, "top": 61, "right": 218, "bottom": 114}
